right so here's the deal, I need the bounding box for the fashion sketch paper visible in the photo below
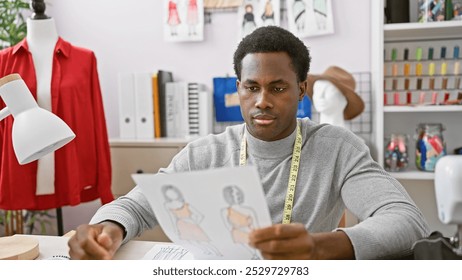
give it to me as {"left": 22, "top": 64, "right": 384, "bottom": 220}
{"left": 164, "top": 0, "right": 205, "bottom": 42}
{"left": 237, "top": 0, "right": 281, "bottom": 39}
{"left": 132, "top": 166, "right": 272, "bottom": 259}
{"left": 287, "top": 0, "right": 334, "bottom": 38}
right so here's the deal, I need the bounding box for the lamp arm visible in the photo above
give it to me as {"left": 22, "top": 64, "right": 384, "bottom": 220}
{"left": 0, "top": 107, "right": 11, "bottom": 121}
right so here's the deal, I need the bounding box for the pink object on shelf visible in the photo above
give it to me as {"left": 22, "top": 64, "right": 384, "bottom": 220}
{"left": 393, "top": 92, "right": 400, "bottom": 105}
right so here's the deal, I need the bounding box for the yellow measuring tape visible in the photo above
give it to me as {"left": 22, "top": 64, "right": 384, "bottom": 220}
{"left": 239, "top": 121, "right": 302, "bottom": 224}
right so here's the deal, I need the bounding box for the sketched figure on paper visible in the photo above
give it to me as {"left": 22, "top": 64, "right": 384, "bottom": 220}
{"left": 162, "top": 185, "right": 222, "bottom": 256}
{"left": 221, "top": 185, "right": 260, "bottom": 259}
{"left": 167, "top": 0, "right": 181, "bottom": 35}
{"left": 187, "top": 0, "right": 199, "bottom": 35}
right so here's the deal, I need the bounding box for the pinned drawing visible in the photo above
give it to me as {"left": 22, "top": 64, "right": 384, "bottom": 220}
{"left": 221, "top": 185, "right": 260, "bottom": 259}
{"left": 164, "top": 0, "right": 205, "bottom": 42}
{"left": 261, "top": 0, "right": 275, "bottom": 26}
{"left": 287, "top": 0, "right": 334, "bottom": 38}
{"left": 167, "top": 0, "right": 181, "bottom": 36}
{"left": 238, "top": 0, "right": 281, "bottom": 39}
{"left": 241, "top": 2, "right": 258, "bottom": 37}
{"left": 162, "top": 185, "right": 222, "bottom": 257}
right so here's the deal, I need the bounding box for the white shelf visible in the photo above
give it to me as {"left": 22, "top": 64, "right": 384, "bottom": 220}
{"left": 384, "top": 105, "right": 462, "bottom": 112}
{"left": 389, "top": 170, "right": 435, "bottom": 180}
{"left": 371, "top": 0, "right": 462, "bottom": 176}
{"left": 384, "top": 21, "right": 462, "bottom": 41}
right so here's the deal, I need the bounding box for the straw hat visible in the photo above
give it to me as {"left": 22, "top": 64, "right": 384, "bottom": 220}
{"left": 306, "top": 66, "right": 365, "bottom": 120}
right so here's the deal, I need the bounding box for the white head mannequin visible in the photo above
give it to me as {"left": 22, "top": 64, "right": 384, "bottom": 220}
{"left": 312, "top": 80, "right": 347, "bottom": 127}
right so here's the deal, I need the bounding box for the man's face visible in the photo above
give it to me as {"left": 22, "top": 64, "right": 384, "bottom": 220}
{"left": 237, "top": 52, "right": 306, "bottom": 141}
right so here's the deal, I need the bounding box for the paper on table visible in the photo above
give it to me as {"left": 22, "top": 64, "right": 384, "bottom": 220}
{"left": 132, "top": 166, "right": 272, "bottom": 260}
{"left": 142, "top": 243, "right": 194, "bottom": 260}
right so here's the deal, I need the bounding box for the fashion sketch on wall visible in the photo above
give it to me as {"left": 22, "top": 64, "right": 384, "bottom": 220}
{"left": 164, "top": 0, "right": 205, "bottom": 42}
{"left": 237, "top": 0, "right": 280, "bottom": 39}
{"left": 287, "top": 0, "right": 334, "bottom": 38}
{"left": 162, "top": 184, "right": 222, "bottom": 256}
{"left": 221, "top": 185, "right": 260, "bottom": 259}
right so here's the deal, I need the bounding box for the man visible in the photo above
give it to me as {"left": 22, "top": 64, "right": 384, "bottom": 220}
{"left": 69, "top": 26, "right": 429, "bottom": 260}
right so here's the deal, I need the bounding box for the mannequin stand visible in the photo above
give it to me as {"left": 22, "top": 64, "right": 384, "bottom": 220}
{"left": 56, "top": 208, "right": 63, "bottom": 236}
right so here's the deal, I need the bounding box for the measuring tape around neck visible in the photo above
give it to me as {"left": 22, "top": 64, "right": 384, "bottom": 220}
{"left": 239, "top": 121, "right": 302, "bottom": 224}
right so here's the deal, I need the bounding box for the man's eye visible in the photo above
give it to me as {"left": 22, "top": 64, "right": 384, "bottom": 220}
{"left": 246, "top": 86, "right": 259, "bottom": 92}
{"left": 274, "top": 87, "right": 285, "bottom": 92}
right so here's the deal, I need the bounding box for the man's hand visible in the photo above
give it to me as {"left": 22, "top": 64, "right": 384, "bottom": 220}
{"left": 249, "top": 223, "right": 354, "bottom": 260}
{"left": 68, "top": 221, "right": 124, "bottom": 260}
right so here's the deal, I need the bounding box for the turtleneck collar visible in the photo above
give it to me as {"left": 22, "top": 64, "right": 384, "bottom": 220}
{"left": 243, "top": 122, "right": 298, "bottom": 159}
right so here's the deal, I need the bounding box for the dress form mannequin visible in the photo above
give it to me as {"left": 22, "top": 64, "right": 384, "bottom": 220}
{"left": 312, "top": 80, "right": 347, "bottom": 127}
{"left": 26, "top": 0, "right": 58, "bottom": 195}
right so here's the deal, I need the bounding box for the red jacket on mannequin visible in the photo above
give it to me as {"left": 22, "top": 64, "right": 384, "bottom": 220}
{"left": 0, "top": 38, "right": 113, "bottom": 210}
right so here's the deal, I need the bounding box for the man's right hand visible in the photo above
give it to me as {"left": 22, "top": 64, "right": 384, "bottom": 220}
{"left": 68, "top": 221, "right": 124, "bottom": 260}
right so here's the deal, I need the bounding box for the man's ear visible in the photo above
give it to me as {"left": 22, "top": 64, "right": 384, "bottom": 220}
{"left": 236, "top": 79, "right": 241, "bottom": 93}
{"left": 299, "top": 80, "right": 307, "bottom": 100}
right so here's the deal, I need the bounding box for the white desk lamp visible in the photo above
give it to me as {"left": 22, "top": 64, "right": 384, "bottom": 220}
{"left": 434, "top": 155, "right": 462, "bottom": 255}
{"left": 0, "top": 73, "right": 75, "bottom": 164}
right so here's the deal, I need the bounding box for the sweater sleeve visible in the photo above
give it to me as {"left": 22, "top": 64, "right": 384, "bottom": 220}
{"left": 338, "top": 137, "right": 430, "bottom": 259}
{"left": 90, "top": 146, "right": 191, "bottom": 243}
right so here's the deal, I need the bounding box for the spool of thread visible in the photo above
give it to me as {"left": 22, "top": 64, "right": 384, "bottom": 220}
{"left": 419, "top": 92, "right": 426, "bottom": 104}
{"left": 417, "top": 78, "right": 422, "bottom": 90}
{"left": 444, "top": 92, "right": 450, "bottom": 102}
{"left": 441, "top": 46, "right": 446, "bottom": 59}
{"left": 392, "top": 64, "right": 399, "bottom": 76}
{"left": 394, "top": 92, "right": 400, "bottom": 105}
{"left": 442, "top": 77, "right": 448, "bottom": 90}
{"left": 431, "top": 92, "right": 438, "bottom": 104}
{"left": 407, "top": 92, "right": 412, "bottom": 104}
{"left": 391, "top": 48, "right": 398, "bottom": 61}
{"left": 454, "top": 46, "right": 460, "bottom": 59}
{"left": 428, "top": 47, "right": 434, "bottom": 60}
{"left": 416, "top": 47, "right": 423, "bottom": 61}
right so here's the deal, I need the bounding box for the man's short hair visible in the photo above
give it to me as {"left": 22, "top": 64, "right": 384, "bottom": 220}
{"left": 233, "top": 26, "right": 311, "bottom": 82}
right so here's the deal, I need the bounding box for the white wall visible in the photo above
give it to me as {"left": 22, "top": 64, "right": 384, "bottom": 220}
{"left": 46, "top": 0, "right": 371, "bottom": 138}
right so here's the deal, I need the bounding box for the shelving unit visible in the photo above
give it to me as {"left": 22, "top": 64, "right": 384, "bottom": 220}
{"left": 371, "top": 1, "right": 462, "bottom": 181}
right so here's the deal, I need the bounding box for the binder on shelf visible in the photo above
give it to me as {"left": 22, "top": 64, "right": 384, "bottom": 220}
{"left": 117, "top": 72, "right": 136, "bottom": 139}
{"left": 134, "top": 72, "right": 155, "bottom": 139}
{"left": 157, "top": 70, "right": 174, "bottom": 137}
{"left": 198, "top": 87, "right": 213, "bottom": 136}
{"left": 165, "top": 82, "right": 212, "bottom": 138}
{"left": 152, "top": 73, "right": 162, "bottom": 138}
{"left": 188, "top": 83, "right": 201, "bottom": 136}
{"left": 165, "top": 82, "right": 178, "bottom": 138}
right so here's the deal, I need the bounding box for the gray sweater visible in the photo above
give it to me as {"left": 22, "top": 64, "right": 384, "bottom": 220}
{"left": 91, "top": 118, "right": 430, "bottom": 259}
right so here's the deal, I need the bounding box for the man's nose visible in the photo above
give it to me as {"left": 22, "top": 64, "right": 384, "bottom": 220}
{"left": 255, "top": 91, "right": 273, "bottom": 109}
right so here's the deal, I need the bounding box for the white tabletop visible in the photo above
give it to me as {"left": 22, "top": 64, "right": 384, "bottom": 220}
{"left": 17, "top": 234, "right": 166, "bottom": 260}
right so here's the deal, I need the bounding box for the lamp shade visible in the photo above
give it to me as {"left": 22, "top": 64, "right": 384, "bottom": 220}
{"left": 0, "top": 73, "right": 75, "bottom": 164}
